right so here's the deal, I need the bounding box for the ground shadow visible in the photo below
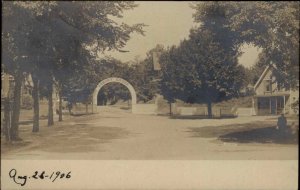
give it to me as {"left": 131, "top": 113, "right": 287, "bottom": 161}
{"left": 170, "top": 115, "right": 237, "bottom": 120}
{"left": 120, "top": 107, "right": 130, "bottom": 110}
{"left": 71, "top": 113, "right": 94, "bottom": 116}
{"left": 187, "top": 122, "right": 298, "bottom": 145}
{"left": 219, "top": 127, "right": 298, "bottom": 144}
{"left": 35, "top": 125, "right": 131, "bottom": 153}
{"left": 18, "top": 120, "right": 33, "bottom": 125}
{"left": 1, "top": 125, "right": 131, "bottom": 154}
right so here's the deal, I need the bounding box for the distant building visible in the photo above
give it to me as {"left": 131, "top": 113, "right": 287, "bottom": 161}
{"left": 1, "top": 72, "right": 59, "bottom": 112}
{"left": 252, "top": 64, "right": 299, "bottom": 115}
{"left": 1, "top": 72, "right": 14, "bottom": 98}
{"left": 1, "top": 72, "right": 33, "bottom": 94}
{"left": 1, "top": 72, "right": 34, "bottom": 107}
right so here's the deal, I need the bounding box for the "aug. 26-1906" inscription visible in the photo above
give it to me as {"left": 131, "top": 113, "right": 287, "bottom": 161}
{"left": 9, "top": 168, "right": 71, "bottom": 186}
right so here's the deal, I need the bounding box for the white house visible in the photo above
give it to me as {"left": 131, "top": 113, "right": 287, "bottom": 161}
{"left": 252, "top": 64, "right": 299, "bottom": 115}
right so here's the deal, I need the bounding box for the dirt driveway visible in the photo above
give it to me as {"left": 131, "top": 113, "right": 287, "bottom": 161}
{"left": 1, "top": 107, "right": 298, "bottom": 160}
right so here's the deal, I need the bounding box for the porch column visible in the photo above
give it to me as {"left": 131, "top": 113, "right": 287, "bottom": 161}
{"left": 252, "top": 97, "right": 255, "bottom": 115}
{"left": 283, "top": 95, "right": 286, "bottom": 114}
{"left": 275, "top": 97, "right": 278, "bottom": 115}
{"left": 269, "top": 98, "right": 271, "bottom": 114}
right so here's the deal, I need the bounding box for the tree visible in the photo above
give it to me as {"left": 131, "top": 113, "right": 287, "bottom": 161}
{"left": 192, "top": 1, "right": 299, "bottom": 87}
{"left": 160, "top": 28, "right": 244, "bottom": 118}
{"left": 2, "top": 1, "right": 145, "bottom": 139}
{"left": 2, "top": 2, "right": 44, "bottom": 138}
{"left": 46, "top": 1, "right": 145, "bottom": 121}
{"left": 129, "top": 45, "right": 163, "bottom": 103}
{"left": 159, "top": 46, "right": 183, "bottom": 115}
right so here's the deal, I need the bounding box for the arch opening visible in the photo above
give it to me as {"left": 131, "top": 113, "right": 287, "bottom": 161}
{"left": 97, "top": 83, "right": 131, "bottom": 107}
{"left": 92, "top": 77, "right": 137, "bottom": 113}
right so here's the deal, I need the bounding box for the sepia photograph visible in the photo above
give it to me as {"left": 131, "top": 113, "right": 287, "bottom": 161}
{"left": 1, "top": 1, "right": 299, "bottom": 189}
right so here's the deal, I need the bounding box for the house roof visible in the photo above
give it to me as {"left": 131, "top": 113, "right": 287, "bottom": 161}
{"left": 253, "top": 63, "right": 279, "bottom": 90}
{"left": 254, "top": 65, "right": 271, "bottom": 90}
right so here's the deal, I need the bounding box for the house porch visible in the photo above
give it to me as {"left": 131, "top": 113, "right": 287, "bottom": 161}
{"left": 252, "top": 94, "right": 290, "bottom": 115}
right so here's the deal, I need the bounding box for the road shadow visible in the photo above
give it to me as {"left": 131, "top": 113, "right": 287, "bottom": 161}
{"left": 187, "top": 122, "right": 298, "bottom": 145}
{"left": 18, "top": 115, "right": 49, "bottom": 125}
{"left": 219, "top": 127, "right": 298, "bottom": 144}
{"left": 35, "top": 125, "right": 131, "bottom": 153}
{"left": 1, "top": 125, "right": 131, "bottom": 154}
{"left": 71, "top": 113, "right": 94, "bottom": 116}
{"left": 170, "top": 115, "right": 236, "bottom": 119}
{"left": 18, "top": 120, "right": 33, "bottom": 125}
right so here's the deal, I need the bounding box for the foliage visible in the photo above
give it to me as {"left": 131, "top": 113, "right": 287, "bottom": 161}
{"left": 2, "top": 1, "right": 145, "bottom": 137}
{"left": 128, "top": 45, "right": 163, "bottom": 102}
{"left": 192, "top": 1, "right": 299, "bottom": 87}
{"left": 3, "top": 1, "right": 146, "bottom": 99}
{"left": 97, "top": 84, "right": 130, "bottom": 105}
{"left": 160, "top": 28, "right": 244, "bottom": 103}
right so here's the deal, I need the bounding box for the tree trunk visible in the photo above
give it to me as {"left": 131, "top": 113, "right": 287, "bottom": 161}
{"left": 48, "top": 83, "right": 54, "bottom": 126}
{"left": 3, "top": 98, "right": 11, "bottom": 141}
{"left": 32, "top": 77, "right": 39, "bottom": 132}
{"left": 58, "top": 91, "right": 63, "bottom": 122}
{"left": 10, "top": 71, "right": 22, "bottom": 141}
{"left": 85, "top": 102, "right": 88, "bottom": 114}
{"left": 207, "top": 100, "right": 212, "bottom": 119}
{"left": 169, "top": 102, "right": 172, "bottom": 116}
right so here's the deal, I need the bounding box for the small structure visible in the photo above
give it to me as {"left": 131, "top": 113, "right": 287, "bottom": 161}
{"left": 92, "top": 77, "right": 137, "bottom": 113}
{"left": 252, "top": 64, "right": 299, "bottom": 115}
{"left": 1, "top": 72, "right": 34, "bottom": 104}
{"left": 92, "top": 77, "right": 158, "bottom": 115}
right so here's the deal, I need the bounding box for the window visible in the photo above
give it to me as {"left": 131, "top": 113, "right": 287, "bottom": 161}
{"left": 265, "top": 80, "right": 272, "bottom": 92}
{"left": 277, "top": 83, "right": 282, "bottom": 91}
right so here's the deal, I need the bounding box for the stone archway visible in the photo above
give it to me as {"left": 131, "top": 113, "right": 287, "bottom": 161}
{"left": 92, "top": 77, "right": 137, "bottom": 113}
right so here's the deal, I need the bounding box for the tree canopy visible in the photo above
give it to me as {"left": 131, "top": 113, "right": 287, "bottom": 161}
{"left": 2, "top": 1, "right": 145, "bottom": 139}
{"left": 192, "top": 1, "right": 299, "bottom": 87}
{"left": 160, "top": 27, "right": 245, "bottom": 117}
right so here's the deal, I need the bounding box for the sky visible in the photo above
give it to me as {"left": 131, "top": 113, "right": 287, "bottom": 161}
{"left": 105, "top": 1, "right": 260, "bottom": 68}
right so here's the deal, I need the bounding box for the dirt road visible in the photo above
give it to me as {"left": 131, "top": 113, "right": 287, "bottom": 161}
{"left": 1, "top": 107, "right": 298, "bottom": 160}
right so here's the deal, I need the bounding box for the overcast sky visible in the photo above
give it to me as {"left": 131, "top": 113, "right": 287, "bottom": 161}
{"left": 105, "top": 1, "right": 260, "bottom": 68}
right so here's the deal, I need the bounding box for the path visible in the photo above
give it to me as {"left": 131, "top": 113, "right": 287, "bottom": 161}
{"left": 1, "top": 107, "right": 298, "bottom": 160}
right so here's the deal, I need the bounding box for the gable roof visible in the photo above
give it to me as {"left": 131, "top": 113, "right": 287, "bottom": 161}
{"left": 253, "top": 64, "right": 278, "bottom": 90}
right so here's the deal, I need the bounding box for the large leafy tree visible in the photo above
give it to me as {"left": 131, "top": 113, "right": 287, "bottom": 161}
{"left": 160, "top": 28, "right": 245, "bottom": 118}
{"left": 2, "top": 1, "right": 145, "bottom": 140}
{"left": 2, "top": 2, "right": 51, "bottom": 138}
{"left": 192, "top": 1, "right": 299, "bottom": 87}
